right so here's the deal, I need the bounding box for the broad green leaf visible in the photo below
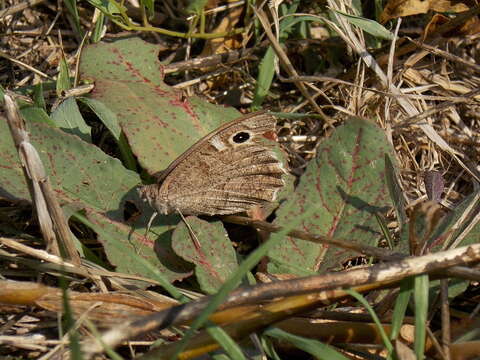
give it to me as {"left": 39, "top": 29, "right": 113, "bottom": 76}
{"left": 51, "top": 97, "right": 91, "bottom": 142}
{"left": 84, "top": 208, "right": 192, "bottom": 283}
{"left": 79, "top": 38, "right": 241, "bottom": 174}
{"left": 0, "top": 116, "right": 188, "bottom": 283}
{"left": 172, "top": 217, "right": 238, "bottom": 294}
{"left": 268, "top": 118, "right": 394, "bottom": 274}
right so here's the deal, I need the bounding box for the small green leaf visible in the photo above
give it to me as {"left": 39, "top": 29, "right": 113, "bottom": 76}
{"left": 32, "top": 82, "right": 46, "bottom": 110}
{"left": 91, "top": 12, "right": 106, "bottom": 43}
{"left": 385, "top": 154, "right": 407, "bottom": 229}
{"left": 56, "top": 55, "right": 72, "bottom": 96}
{"left": 172, "top": 217, "right": 238, "bottom": 294}
{"left": 63, "top": 0, "right": 83, "bottom": 38}
{"left": 79, "top": 97, "right": 136, "bottom": 170}
{"left": 86, "top": 0, "right": 126, "bottom": 16}
{"left": 51, "top": 97, "right": 91, "bottom": 142}
{"left": 141, "top": 0, "right": 155, "bottom": 18}
{"left": 252, "top": 47, "right": 276, "bottom": 109}
{"left": 333, "top": 10, "right": 394, "bottom": 40}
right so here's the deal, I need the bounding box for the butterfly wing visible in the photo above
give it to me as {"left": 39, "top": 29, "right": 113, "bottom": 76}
{"left": 140, "top": 112, "right": 286, "bottom": 215}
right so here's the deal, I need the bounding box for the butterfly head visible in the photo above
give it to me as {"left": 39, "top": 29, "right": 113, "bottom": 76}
{"left": 137, "top": 184, "right": 174, "bottom": 215}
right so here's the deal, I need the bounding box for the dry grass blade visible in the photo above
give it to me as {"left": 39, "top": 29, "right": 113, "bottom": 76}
{"left": 3, "top": 93, "right": 80, "bottom": 265}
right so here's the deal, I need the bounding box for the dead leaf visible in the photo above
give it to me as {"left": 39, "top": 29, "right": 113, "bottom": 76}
{"left": 380, "top": 0, "right": 475, "bottom": 23}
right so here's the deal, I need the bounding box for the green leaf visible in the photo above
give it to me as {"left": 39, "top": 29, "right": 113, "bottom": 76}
{"left": 141, "top": 0, "right": 155, "bottom": 18}
{"left": 172, "top": 217, "right": 238, "bottom": 294}
{"left": 385, "top": 154, "right": 407, "bottom": 229}
{"left": 186, "top": 0, "right": 208, "bottom": 14}
{"left": 56, "top": 55, "right": 72, "bottom": 96}
{"left": 79, "top": 38, "right": 242, "bottom": 174}
{"left": 20, "top": 106, "right": 56, "bottom": 126}
{"left": 32, "top": 82, "right": 46, "bottom": 110}
{"left": 63, "top": 0, "right": 83, "bottom": 38}
{"left": 332, "top": 10, "right": 394, "bottom": 40}
{"left": 51, "top": 97, "right": 91, "bottom": 142}
{"left": 346, "top": 289, "right": 394, "bottom": 355}
{"left": 252, "top": 1, "right": 302, "bottom": 108}
{"left": 264, "top": 328, "right": 349, "bottom": 360}
{"left": 86, "top": 0, "right": 126, "bottom": 16}
{"left": 206, "top": 326, "right": 246, "bottom": 360}
{"left": 269, "top": 118, "right": 395, "bottom": 274}
{"left": 78, "top": 96, "right": 137, "bottom": 170}
{"left": 252, "top": 47, "right": 276, "bottom": 109}
{"left": 0, "top": 115, "right": 189, "bottom": 283}
{"left": 91, "top": 12, "right": 106, "bottom": 43}
{"left": 390, "top": 277, "right": 414, "bottom": 341}
{"left": 78, "top": 97, "right": 120, "bottom": 139}
{"left": 414, "top": 274, "right": 429, "bottom": 358}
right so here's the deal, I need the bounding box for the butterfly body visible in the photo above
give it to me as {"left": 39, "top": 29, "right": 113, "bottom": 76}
{"left": 138, "top": 112, "right": 286, "bottom": 216}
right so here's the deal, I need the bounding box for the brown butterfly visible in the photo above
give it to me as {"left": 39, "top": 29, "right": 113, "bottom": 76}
{"left": 138, "top": 111, "right": 287, "bottom": 216}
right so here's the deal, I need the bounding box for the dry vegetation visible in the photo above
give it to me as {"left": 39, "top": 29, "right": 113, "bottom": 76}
{"left": 1, "top": 0, "right": 480, "bottom": 359}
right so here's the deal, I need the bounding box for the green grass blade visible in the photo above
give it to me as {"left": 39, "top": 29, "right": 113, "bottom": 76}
{"left": 414, "top": 274, "right": 429, "bottom": 358}
{"left": 390, "top": 277, "right": 414, "bottom": 341}
{"left": 264, "top": 327, "right": 349, "bottom": 360}
{"left": 345, "top": 289, "right": 394, "bottom": 356}
{"left": 207, "top": 325, "right": 246, "bottom": 360}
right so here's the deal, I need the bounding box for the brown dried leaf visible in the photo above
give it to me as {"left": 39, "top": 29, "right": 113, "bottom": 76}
{"left": 380, "top": 0, "right": 473, "bottom": 23}
{"left": 0, "top": 280, "right": 176, "bottom": 326}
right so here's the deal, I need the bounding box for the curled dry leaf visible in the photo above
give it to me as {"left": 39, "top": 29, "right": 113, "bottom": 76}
{"left": 380, "top": 0, "right": 472, "bottom": 23}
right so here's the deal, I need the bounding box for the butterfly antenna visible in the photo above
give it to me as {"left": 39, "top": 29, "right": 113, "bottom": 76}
{"left": 145, "top": 211, "right": 158, "bottom": 238}
{"left": 178, "top": 209, "right": 202, "bottom": 250}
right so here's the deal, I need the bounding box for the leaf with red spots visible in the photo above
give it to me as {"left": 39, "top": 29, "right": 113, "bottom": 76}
{"left": 78, "top": 38, "right": 241, "bottom": 175}
{"left": 0, "top": 117, "right": 189, "bottom": 283}
{"left": 171, "top": 217, "right": 238, "bottom": 294}
{"left": 268, "top": 118, "right": 395, "bottom": 274}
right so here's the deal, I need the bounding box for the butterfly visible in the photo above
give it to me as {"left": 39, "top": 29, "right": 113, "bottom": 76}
{"left": 138, "top": 111, "right": 287, "bottom": 216}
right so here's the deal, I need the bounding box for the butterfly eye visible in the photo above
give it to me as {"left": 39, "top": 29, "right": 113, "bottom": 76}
{"left": 232, "top": 131, "right": 250, "bottom": 144}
